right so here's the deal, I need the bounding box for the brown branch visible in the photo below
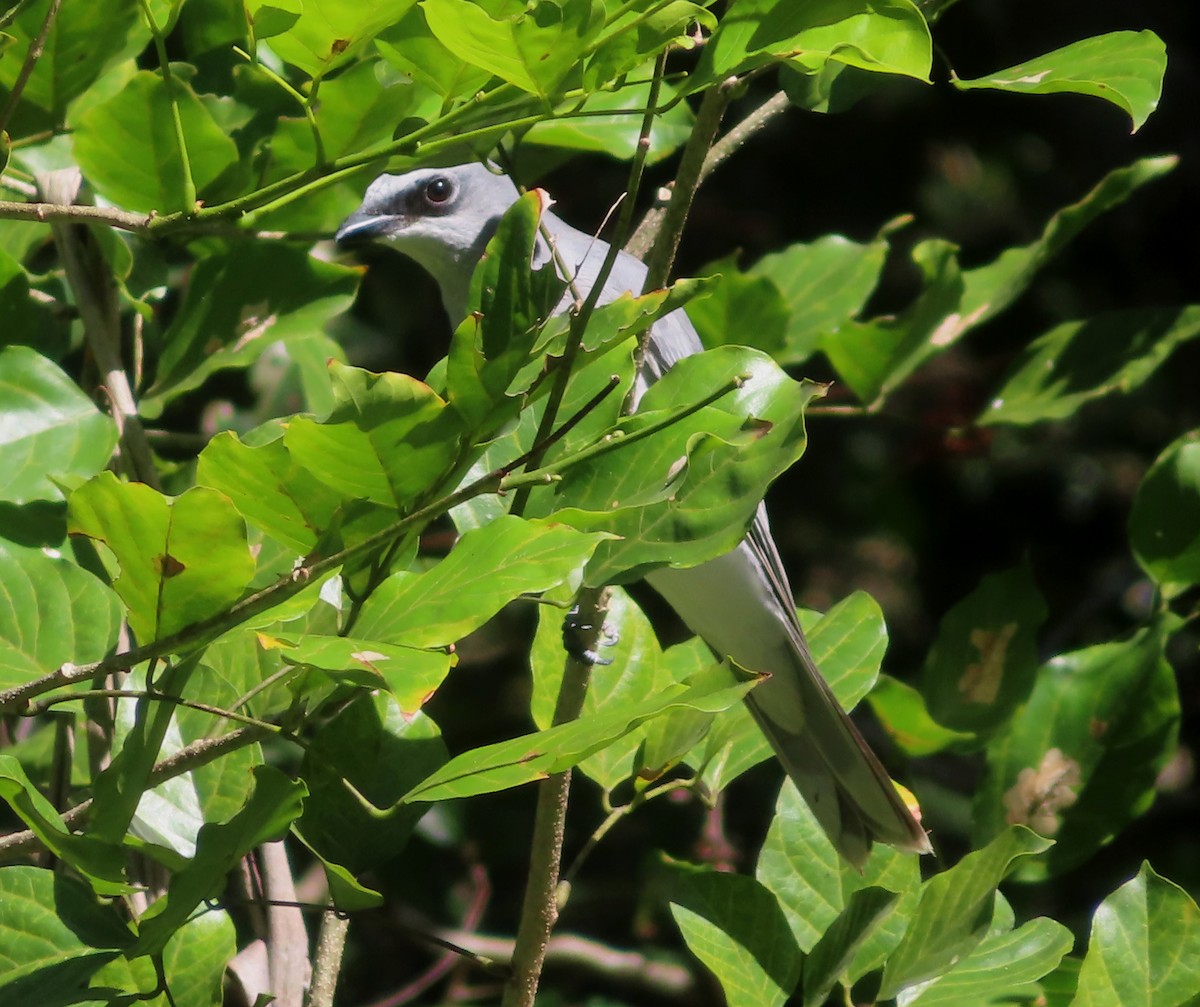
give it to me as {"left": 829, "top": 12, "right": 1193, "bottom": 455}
{"left": 0, "top": 726, "right": 268, "bottom": 860}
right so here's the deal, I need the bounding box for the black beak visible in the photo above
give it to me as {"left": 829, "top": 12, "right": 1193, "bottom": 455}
{"left": 335, "top": 213, "right": 393, "bottom": 246}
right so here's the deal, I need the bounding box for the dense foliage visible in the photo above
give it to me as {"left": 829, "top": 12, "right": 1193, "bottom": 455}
{"left": 0, "top": 1, "right": 1196, "bottom": 1005}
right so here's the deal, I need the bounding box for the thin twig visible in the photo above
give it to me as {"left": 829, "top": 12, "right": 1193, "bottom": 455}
{"left": 0, "top": 726, "right": 269, "bottom": 859}
{"left": 40, "top": 169, "right": 162, "bottom": 489}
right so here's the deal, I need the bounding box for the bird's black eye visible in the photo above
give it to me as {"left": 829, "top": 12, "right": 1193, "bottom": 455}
{"left": 424, "top": 176, "right": 454, "bottom": 204}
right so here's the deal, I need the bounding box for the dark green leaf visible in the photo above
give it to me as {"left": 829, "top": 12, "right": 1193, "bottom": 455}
{"left": 298, "top": 695, "right": 447, "bottom": 874}
{"left": 980, "top": 307, "right": 1200, "bottom": 427}
{"left": 0, "top": 250, "right": 65, "bottom": 354}
{"left": 447, "top": 189, "right": 567, "bottom": 432}
{"left": 0, "top": 756, "right": 131, "bottom": 895}
{"left": 749, "top": 234, "right": 888, "bottom": 365}
{"left": 922, "top": 562, "right": 1047, "bottom": 735}
{"left": 284, "top": 363, "right": 465, "bottom": 510}
{"left": 1129, "top": 430, "right": 1200, "bottom": 596}
{"left": 687, "top": 254, "right": 789, "bottom": 356}
{"left": 757, "top": 782, "right": 921, "bottom": 974}
{"left": 801, "top": 886, "right": 898, "bottom": 1007}
{"left": 0, "top": 0, "right": 145, "bottom": 129}
{"left": 525, "top": 78, "right": 694, "bottom": 163}
{"left": 904, "top": 916, "right": 1074, "bottom": 1007}
{"left": 666, "top": 859, "right": 803, "bottom": 1007}
{"left": 530, "top": 584, "right": 701, "bottom": 793}
{"left": 195, "top": 432, "right": 348, "bottom": 554}
{"left": 824, "top": 157, "right": 1176, "bottom": 404}
{"left": 973, "top": 624, "right": 1180, "bottom": 879}
{"left": 143, "top": 244, "right": 359, "bottom": 417}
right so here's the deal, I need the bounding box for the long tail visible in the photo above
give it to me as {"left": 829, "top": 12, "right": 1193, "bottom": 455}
{"left": 646, "top": 513, "right": 930, "bottom": 866}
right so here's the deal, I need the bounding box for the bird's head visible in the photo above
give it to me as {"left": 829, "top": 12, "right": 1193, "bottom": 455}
{"left": 336, "top": 162, "right": 522, "bottom": 321}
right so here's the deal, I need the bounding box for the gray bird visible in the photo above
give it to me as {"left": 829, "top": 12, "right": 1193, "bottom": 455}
{"left": 337, "top": 161, "right": 931, "bottom": 865}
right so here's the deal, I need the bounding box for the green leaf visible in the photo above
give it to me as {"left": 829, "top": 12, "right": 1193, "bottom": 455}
{"left": 974, "top": 624, "right": 1180, "bottom": 879}
{"left": 195, "top": 432, "right": 349, "bottom": 554}
{"left": 154, "top": 910, "right": 237, "bottom": 1007}
{"left": 516, "top": 275, "right": 718, "bottom": 397}
{"left": 757, "top": 782, "right": 921, "bottom": 974}
{"left": 953, "top": 30, "right": 1167, "bottom": 132}
{"left": 824, "top": 157, "right": 1177, "bottom": 404}
{"left": 354, "top": 515, "right": 605, "bottom": 648}
{"left": 801, "top": 886, "right": 899, "bottom": 1007}
{"left": 868, "top": 674, "right": 973, "bottom": 757}
{"left": 0, "top": 541, "right": 122, "bottom": 691}
{"left": 0, "top": 250, "right": 66, "bottom": 355}
{"left": 545, "top": 349, "right": 823, "bottom": 585}
{"left": 0, "top": 0, "right": 145, "bottom": 128}
{"left": 525, "top": 77, "right": 694, "bottom": 162}
{"left": 922, "top": 562, "right": 1047, "bottom": 735}
{"left": 143, "top": 244, "right": 359, "bottom": 417}
{"left": 375, "top": 6, "right": 493, "bottom": 100}
{"left": 749, "top": 234, "right": 888, "bottom": 365}
{"left": 89, "top": 657, "right": 204, "bottom": 850}
{"left": 530, "top": 584, "right": 694, "bottom": 792}
{"left": 263, "top": 57, "right": 429, "bottom": 170}
{"left": 71, "top": 69, "right": 239, "bottom": 214}
{"left": 446, "top": 190, "right": 567, "bottom": 432}
{"left": 805, "top": 591, "right": 889, "bottom": 710}
{"left": 97, "top": 661, "right": 263, "bottom": 860}
{"left": 687, "top": 255, "right": 789, "bottom": 357}
{"left": 1070, "top": 863, "right": 1200, "bottom": 1007}
{"left": 422, "top": 0, "right": 605, "bottom": 100}
{"left": 0, "top": 756, "right": 131, "bottom": 896}
{"left": 666, "top": 860, "right": 803, "bottom": 1007}
{"left": 0, "top": 347, "right": 118, "bottom": 504}
{"left": 878, "top": 826, "right": 1053, "bottom": 999}
{"left": 246, "top": 0, "right": 418, "bottom": 78}
{"left": 67, "top": 473, "right": 256, "bottom": 644}
{"left": 1129, "top": 430, "right": 1200, "bottom": 596}
{"left": 284, "top": 364, "right": 466, "bottom": 510}
{"left": 0, "top": 867, "right": 132, "bottom": 1000}
{"left": 904, "top": 916, "right": 1074, "bottom": 1007}
{"left": 270, "top": 634, "right": 455, "bottom": 714}
{"left": 132, "top": 765, "right": 306, "bottom": 957}
{"left": 298, "top": 694, "right": 446, "bottom": 875}
{"left": 980, "top": 307, "right": 1200, "bottom": 426}
{"left": 403, "top": 668, "right": 756, "bottom": 801}
{"left": 694, "top": 0, "right": 932, "bottom": 91}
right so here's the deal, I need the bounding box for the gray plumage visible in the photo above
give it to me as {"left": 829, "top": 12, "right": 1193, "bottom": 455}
{"left": 337, "top": 162, "right": 931, "bottom": 865}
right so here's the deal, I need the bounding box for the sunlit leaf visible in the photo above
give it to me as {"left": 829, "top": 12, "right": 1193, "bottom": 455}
{"left": 953, "top": 31, "right": 1166, "bottom": 132}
